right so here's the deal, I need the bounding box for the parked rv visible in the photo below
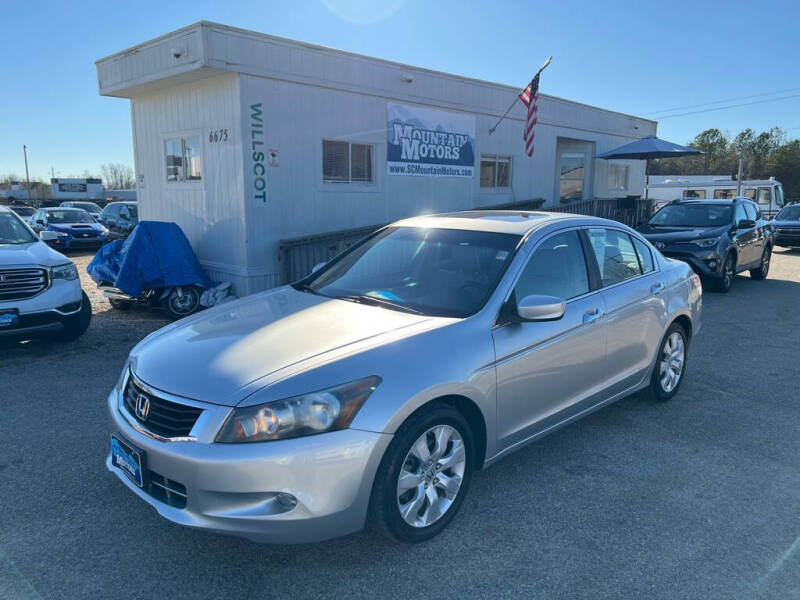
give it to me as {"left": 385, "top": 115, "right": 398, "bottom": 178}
{"left": 647, "top": 176, "right": 785, "bottom": 217}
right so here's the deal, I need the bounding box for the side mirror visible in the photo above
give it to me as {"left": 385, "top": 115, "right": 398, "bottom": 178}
{"left": 736, "top": 219, "right": 756, "bottom": 229}
{"left": 36, "top": 219, "right": 45, "bottom": 226}
{"left": 39, "top": 230, "right": 58, "bottom": 243}
{"left": 119, "top": 213, "right": 129, "bottom": 220}
{"left": 516, "top": 294, "right": 567, "bottom": 321}
{"left": 311, "top": 262, "right": 326, "bottom": 274}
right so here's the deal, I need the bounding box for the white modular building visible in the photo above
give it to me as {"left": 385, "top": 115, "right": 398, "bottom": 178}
{"left": 51, "top": 178, "right": 104, "bottom": 201}
{"left": 96, "top": 21, "right": 657, "bottom": 295}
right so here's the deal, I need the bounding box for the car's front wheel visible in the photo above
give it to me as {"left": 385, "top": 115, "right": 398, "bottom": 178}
{"left": 370, "top": 404, "right": 474, "bottom": 543}
{"left": 749, "top": 246, "right": 771, "bottom": 280}
{"left": 649, "top": 322, "right": 688, "bottom": 401}
{"left": 710, "top": 253, "right": 735, "bottom": 293}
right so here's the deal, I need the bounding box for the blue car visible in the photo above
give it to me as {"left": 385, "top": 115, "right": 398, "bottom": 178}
{"left": 30, "top": 207, "right": 109, "bottom": 250}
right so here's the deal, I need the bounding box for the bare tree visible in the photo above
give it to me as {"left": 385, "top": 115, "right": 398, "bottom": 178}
{"left": 99, "top": 163, "right": 135, "bottom": 190}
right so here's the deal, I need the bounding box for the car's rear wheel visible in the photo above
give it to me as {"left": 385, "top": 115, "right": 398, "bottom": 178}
{"left": 749, "top": 246, "right": 771, "bottom": 280}
{"left": 109, "top": 298, "right": 132, "bottom": 310}
{"left": 710, "top": 253, "right": 735, "bottom": 293}
{"left": 164, "top": 286, "right": 202, "bottom": 320}
{"left": 370, "top": 403, "right": 474, "bottom": 543}
{"left": 53, "top": 291, "right": 92, "bottom": 342}
{"left": 649, "top": 322, "right": 688, "bottom": 401}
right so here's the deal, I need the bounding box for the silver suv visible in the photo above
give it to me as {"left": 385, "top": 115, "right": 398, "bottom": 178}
{"left": 107, "top": 211, "right": 701, "bottom": 543}
{"left": 0, "top": 205, "right": 91, "bottom": 340}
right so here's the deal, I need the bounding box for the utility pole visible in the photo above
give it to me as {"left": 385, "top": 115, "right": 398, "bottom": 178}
{"left": 736, "top": 153, "right": 744, "bottom": 197}
{"left": 23, "top": 145, "right": 31, "bottom": 204}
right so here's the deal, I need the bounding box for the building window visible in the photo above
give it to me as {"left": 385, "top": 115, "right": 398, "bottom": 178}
{"left": 607, "top": 164, "right": 629, "bottom": 192}
{"left": 480, "top": 155, "right": 511, "bottom": 188}
{"left": 559, "top": 152, "right": 585, "bottom": 201}
{"left": 323, "top": 140, "right": 374, "bottom": 183}
{"left": 165, "top": 136, "right": 202, "bottom": 182}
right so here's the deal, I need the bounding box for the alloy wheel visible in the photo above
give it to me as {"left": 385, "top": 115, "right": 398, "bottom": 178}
{"left": 723, "top": 255, "right": 734, "bottom": 289}
{"left": 659, "top": 332, "right": 685, "bottom": 393}
{"left": 168, "top": 286, "right": 199, "bottom": 316}
{"left": 396, "top": 425, "right": 466, "bottom": 528}
{"left": 760, "top": 249, "right": 770, "bottom": 277}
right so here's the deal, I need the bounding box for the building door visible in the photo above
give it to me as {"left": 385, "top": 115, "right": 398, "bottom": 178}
{"left": 555, "top": 138, "right": 594, "bottom": 203}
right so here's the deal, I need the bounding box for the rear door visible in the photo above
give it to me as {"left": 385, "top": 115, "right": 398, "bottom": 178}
{"left": 585, "top": 227, "right": 667, "bottom": 395}
{"left": 493, "top": 229, "right": 607, "bottom": 449}
{"left": 744, "top": 201, "right": 766, "bottom": 261}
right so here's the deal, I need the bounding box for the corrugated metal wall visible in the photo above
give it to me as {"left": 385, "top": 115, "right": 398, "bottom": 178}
{"left": 132, "top": 72, "right": 249, "bottom": 294}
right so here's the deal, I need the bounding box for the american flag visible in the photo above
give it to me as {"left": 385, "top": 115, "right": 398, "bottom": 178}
{"left": 519, "top": 73, "right": 540, "bottom": 157}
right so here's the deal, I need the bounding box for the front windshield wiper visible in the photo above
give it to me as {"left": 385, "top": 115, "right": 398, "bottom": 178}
{"left": 334, "top": 294, "right": 422, "bottom": 315}
{"left": 292, "top": 282, "right": 320, "bottom": 296}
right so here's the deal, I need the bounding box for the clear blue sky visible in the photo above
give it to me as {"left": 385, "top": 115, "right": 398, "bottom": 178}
{"left": 1, "top": 0, "right": 798, "bottom": 180}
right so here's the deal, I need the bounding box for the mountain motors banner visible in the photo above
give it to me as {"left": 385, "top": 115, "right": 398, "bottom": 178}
{"left": 387, "top": 103, "right": 475, "bottom": 177}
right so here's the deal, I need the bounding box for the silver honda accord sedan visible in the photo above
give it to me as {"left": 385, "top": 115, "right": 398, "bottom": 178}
{"left": 107, "top": 211, "right": 702, "bottom": 543}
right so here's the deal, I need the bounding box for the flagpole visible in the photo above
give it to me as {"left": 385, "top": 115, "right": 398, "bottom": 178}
{"left": 488, "top": 56, "right": 552, "bottom": 135}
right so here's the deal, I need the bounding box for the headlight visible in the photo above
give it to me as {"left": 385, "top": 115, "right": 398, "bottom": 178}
{"left": 100, "top": 227, "right": 109, "bottom": 235}
{"left": 216, "top": 376, "right": 382, "bottom": 443}
{"left": 691, "top": 237, "right": 718, "bottom": 248}
{"left": 55, "top": 231, "right": 70, "bottom": 238}
{"left": 51, "top": 263, "right": 78, "bottom": 281}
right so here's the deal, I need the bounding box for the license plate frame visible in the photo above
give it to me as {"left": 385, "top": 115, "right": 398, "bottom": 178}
{"left": 0, "top": 309, "right": 19, "bottom": 328}
{"left": 110, "top": 434, "right": 145, "bottom": 488}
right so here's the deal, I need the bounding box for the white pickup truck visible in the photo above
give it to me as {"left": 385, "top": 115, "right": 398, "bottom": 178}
{"left": 0, "top": 205, "right": 91, "bottom": 340}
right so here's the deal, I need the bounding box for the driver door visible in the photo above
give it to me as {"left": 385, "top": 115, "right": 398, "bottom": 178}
{"left": 492, "top": 229, "right": 607, "bottom": 449}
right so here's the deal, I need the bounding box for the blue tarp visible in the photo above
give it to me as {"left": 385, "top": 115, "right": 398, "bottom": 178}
{"left": 87, "top": 221, "right": 214, "bottom": 297}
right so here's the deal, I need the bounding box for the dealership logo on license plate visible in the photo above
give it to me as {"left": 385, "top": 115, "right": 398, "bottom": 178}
{"left": 0, "top": 313, "right": 18, "bottom": 328}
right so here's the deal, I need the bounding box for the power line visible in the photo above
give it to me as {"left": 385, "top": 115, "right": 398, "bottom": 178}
{"left": 655, "top": 93, "right": 800, "bottom": 120}
{"left": 645, "top": 87, "right": 800, "bottom": 116}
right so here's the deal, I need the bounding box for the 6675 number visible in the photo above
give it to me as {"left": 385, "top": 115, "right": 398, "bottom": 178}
{"left": 209, "top": 129, "right": 229, "bottom": 143}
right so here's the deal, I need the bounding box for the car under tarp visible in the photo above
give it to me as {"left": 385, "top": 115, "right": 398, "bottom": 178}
{"left": 87, "top": 221, "right": 215, "bottom": 298}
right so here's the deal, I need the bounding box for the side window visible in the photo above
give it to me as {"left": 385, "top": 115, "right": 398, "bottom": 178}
{"left": 743, "top": 203, "right": 757, "bottom": 221}
{"left": 735, "top": 203, "right": 748, "bottom": 224}
{"left": 756, "top": 187, "right": 771, "bottom": 207}
{"left": 587, "top": 228, "right": 643, "bottom": 286}
{"left": 515, "top": 231, "right": 590, "bottom": 301}
{"left": 683, "top": 189, "right": 706, "bottom": 199}
{"left": 632, "top": 236, "right": 654, "bottom": 273}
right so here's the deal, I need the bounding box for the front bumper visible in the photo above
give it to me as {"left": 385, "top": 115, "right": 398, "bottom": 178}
{"left": 106, "top": 386, "right": 393, "bottom": 544}
{"left": 51, "top": 234, "right": 107, "bottom": 249}
{"left": 661, "top": 249, "right": 723, "bottom": 278}
{"left": 0, "top": 279, "right": 82, "bottom": 336}
{"left": 775, "top": 231, "right": 800, "bottom": 247}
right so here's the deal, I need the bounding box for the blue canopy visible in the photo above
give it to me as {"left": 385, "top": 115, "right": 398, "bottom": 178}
{"left": 596, "top": 135, "right": 703, "bottom": 160}
{"left": 87, "top": 221, "right": 214, "bottom": 297}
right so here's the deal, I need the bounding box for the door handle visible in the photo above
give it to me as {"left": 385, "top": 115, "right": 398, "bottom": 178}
{"left": 583, "top": 308, "right": 603, "bottom": 323}
{"left": 650, "top": 282, "right": 664, "bottom": 295}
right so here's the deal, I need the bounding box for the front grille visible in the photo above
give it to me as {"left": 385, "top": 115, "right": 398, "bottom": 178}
{"left": 123, "top": 376, "right": 203, "bottom": 438}
{"left": 0, "top": 268, "right": 49, "bottom": 301}
{"left": 146, "top": 470, "right": 187, "bottom": 509}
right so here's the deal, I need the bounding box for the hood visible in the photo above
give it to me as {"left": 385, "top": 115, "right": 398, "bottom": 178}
{"left": 773, "top": 219, "right": 800, "bottom": 228}
{"left": 637, "top": 224, "right": 729, "bottom": 242}
{"left": 49, "top": 222, "right": 105, "bottom": 233}
{"left": 0, "top": 240, "right": 70, "bottom": 268}
{"left": 130, "top": 286, "right": 449, "bottom": 405}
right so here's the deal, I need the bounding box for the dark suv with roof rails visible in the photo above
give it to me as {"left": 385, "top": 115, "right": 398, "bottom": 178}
{"left": 637, "top": 197, "right": 773, "bottom": 293}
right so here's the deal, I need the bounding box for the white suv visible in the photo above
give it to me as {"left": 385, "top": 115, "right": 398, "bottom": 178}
{"left": 0, "top": 205, "right": 91, "bottom": 340}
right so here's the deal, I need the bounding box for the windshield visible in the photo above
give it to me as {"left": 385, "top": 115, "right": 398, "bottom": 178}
{"left": 123, "top": 204, "right": 138, "bottom": 218}
{"left": 299, "top": 226, "right": 520, "bottom": 318}
{"left": 10, "top": 206, "right": 34, "bottom": 217}
{"left": 69, "top": 202, "right": 101, "bottom": 212}
{"left": 46, "top": 209, "right": 95, "bottom": 224}
{"left": 776, "top": 205, "right": 800, "bottom": 221}
{"left": 0, "top": 212, "right": 37, "bottom": 244}
{"left": 648, "top": 204, "right": 732, "bottom": 228}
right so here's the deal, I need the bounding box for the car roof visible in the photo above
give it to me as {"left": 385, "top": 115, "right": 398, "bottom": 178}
{"left": 46, "top": 206, "right": 87, "bottom": 212}
{"left": 393, "top": 210, "right": 615, "bottom": 236}
{"left": 0, "top": 205, "right": 11, "bottom": 214}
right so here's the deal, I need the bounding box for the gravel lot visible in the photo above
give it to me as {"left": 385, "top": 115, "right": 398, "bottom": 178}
{"left": 1, "top": 248, "right": 799, "bottom": 600}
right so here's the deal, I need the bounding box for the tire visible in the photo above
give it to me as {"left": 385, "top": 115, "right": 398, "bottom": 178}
{"left": 163, "top": 286, "right": 202, "bottom": 320}
{"left": 369, "top": 403, "right": 474, "bottom": 543}
{"left": 710, "top": 253, "right": 735, "bottom": 293}
{"left": 648, "top": 322, "right": 688, "bottom": 401}
{"left": 53, "top": 291, "right": 92, "bottom": 342}
{"left": 749, "top": 246, "right": 771, "bottom": 280}
{"left": 109, "top": 298, "right": 132, "bottom": 310}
